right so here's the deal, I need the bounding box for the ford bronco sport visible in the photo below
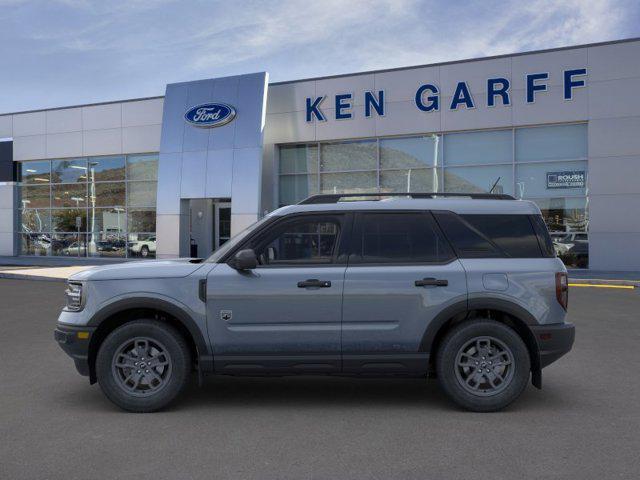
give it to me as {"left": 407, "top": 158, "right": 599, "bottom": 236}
{"left": 55, "top": 193, "right": 575, "bottom": 412}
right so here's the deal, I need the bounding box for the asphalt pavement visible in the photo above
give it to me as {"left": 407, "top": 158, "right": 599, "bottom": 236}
{"left": 0, "top": 278, "right": 638, "bottom": 480}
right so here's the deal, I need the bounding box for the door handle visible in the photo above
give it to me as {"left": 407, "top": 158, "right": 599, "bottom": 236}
{"left": 415, "top": 277, "right": 448, "bottom": 287}
{"left": 297, "top": 279, "right": 332, "bottom": 288}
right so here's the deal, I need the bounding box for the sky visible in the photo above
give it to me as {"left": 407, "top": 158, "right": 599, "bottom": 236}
{"left": 0, "top": 0, "right": 639, "bottom": 113}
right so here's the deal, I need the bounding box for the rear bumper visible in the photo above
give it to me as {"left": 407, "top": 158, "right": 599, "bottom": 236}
{"left": 54, "top": 324, "right": 96, "bottom": 377}
{"left": 531, "top": 322, "right": 575, "bottom": 368}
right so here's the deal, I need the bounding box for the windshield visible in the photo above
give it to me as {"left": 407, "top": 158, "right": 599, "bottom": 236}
{"left": 206, "top": 215, "right": 272, "bottom": 263}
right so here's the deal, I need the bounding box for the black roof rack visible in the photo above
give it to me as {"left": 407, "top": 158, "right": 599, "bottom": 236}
{"left": 298, "top": 192, "right": 515, "bottom": 205}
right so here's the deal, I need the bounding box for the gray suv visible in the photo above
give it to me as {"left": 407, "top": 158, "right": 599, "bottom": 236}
{"left": 54, "top": 193, "right": 575, "bottom": 412}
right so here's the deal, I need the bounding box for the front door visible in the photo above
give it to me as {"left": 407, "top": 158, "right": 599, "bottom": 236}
{"left": 206, "top": 213, "right": 351, "bottom": 374}
{"left": 341, "top": 211, "right": 467, "bottom": 374}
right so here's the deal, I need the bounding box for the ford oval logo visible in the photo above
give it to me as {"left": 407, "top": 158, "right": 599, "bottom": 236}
{"left": 184, "top": 103, "right": 236, "bottom": 128}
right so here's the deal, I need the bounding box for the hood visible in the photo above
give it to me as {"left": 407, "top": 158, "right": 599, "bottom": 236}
{"left": 69, "top": 259, "right": 206, "bottom": 281}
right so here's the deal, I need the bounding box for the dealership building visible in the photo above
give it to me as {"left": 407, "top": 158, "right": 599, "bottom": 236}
{"left": 0, "top": 37, "right": 639, "bottom": 270}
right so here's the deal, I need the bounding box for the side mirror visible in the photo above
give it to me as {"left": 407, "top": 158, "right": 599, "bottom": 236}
{"left": 231, "top": 249, "right": 257, "bottom": 271}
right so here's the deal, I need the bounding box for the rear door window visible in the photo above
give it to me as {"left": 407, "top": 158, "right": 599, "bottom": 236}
{"left": 351, "top": 212, "right": 454, "bottom": 264}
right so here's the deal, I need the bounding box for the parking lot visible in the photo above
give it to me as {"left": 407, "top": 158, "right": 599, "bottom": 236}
{"left": 1, "top": 278, "right": 639, "bottom": 480}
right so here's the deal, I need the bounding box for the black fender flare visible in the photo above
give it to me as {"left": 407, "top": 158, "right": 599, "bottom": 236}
{"left": 420, "top": 297, "right": 542, "bottom": 388}
{"left": 86, "top": 296, "right": 212, "bottom": 373}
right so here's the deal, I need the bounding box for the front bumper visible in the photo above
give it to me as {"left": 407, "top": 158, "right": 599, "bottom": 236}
{"left": 54, "top": 324, "right": 96, "bottom": 377}
{"left": 531, "top": 322, "right": 575, "bottom": 368}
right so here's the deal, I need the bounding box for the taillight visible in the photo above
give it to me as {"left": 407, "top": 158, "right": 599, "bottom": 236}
{"left": 556, "top": 272, "right": 568, "bottom": 310}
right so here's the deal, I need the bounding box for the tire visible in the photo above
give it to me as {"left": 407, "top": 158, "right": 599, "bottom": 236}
{"left": 436, "top": 319, "right": 530, "bottom": 412}
{"left": 140, "top": 245, "right": 149, "bottom": 258}
{"left": 96, "top": 320, "right": 191, "bottom": 412}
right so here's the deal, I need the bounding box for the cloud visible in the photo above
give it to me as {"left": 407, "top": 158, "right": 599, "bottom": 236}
{"left": 0, "top": 0, "right": 637, "bottom": 111}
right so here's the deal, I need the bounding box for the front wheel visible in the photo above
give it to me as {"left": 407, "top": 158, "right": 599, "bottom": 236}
{"left": 96, "top": 320, "right": 191, "bottom": 412}
{"left": 436, "top": 319, "right": 530, "bottom": 412}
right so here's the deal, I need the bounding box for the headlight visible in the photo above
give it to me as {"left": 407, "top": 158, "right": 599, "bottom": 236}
{"left": 64, "top": 282, "right": 84, "bottom": 311}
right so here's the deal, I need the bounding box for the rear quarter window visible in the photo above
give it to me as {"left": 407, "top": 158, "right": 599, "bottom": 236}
{"left": 434, "top": 212, "right": 546, "bottom": 258}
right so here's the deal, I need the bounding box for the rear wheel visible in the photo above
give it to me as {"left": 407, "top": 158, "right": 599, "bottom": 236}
{"left": 436, "top": 319, "right": 530, "bottom": 412}
{"left": 96, "top": 320, "right": 191, "bottom": 412}
{"left": 140, "top": 245, "right": 149, "bottom": 258}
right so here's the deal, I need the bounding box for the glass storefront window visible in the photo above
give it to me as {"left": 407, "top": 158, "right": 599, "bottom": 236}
{"left": 18, "top": 160, "right": 50, "bottom": 184}
{"left": 279, "top": 174, "right": 318, "bottom": 206}
{"left": 94, "top": 182, "right": 126, "bottom": 207}
{"left": 444, "top": 165, "right": 513, "bottom": 195}
{"left": 320, "top": 140, "right": 377, "bottom": 172}
{"left": 51, "top": 158, "right": 87, "bottom": 183}
{"left": 516, "top": 124, "right": 587, "bottom": 162}
{"left": 320, "top": 171, "right": 377, "bottom": 194}
{"left": 52, "top": 183, "right": 87, "bottom": 207}
{"left": 444, "top": 129, "right": 512, "bottom": 166}
{"left": 127, "top": 181, "right": 157, "bottom": 207}
{"left": 515, "top": 160, "right": 587, "bottom": 198}
{"left": 20, "top": 209, "right": 51, "bottom": 233}
{"left": 91, "top": 156, "right": 126, "bottom": 181}
{"left": 128, "top": 209, "right": 156, "bottom": 232}
{"left": 17, "top": 153, "right": 158, "bottom": 258}
{"left": 19, "top": 185, "right": 50, "bottom": 209}
{"left": 380, "top": 169, "right": 439, "bottom": 193}
{"left": 51, "top": 209, "right": 87, "bottom": 232}
{"left": 89, "top": 208, "right": 126, "bottom": 235}
{"left": 127, "top": 155, "right": 158, "bottom": 181}
{"left": 380, "top": 136, "right": 441, "bottom": 169}
{"left": 280, "top": 144, "right": 317, "bottom": 174}
{"left": 51, "top": 233, "right": 86, "bottom": 257}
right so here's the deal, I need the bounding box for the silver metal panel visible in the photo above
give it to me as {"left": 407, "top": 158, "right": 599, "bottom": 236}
{"left": 180, "top": 150, "right": 207, "bottom": 198}
{"left": 156, "top": 152, "right": 183, "bottom": 215}
{"left": 159, "top": 83, "right": 188, "bottom": 154}
{"left": 233, "top": 74, "right": 268, "bottom": 149}
{"left": 205, "top": 148, "right": 234, "bottom": 198}
{"left": 183, "top": 81, "right": 213, "bottom": 153}
{"left": 231, "top": 147, "right": 262, "bottom": 214}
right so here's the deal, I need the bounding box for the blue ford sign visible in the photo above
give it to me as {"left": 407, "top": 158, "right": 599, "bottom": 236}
{"left": 184, "top": 103, "right": 236, "bottom": 127}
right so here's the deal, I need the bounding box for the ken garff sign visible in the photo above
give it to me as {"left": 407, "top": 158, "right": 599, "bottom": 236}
{"left": 184, "top": 102, "right": 236, "bottom": 128}
{"left": 547, "top": 170, "right": 586, "bottom": 189}
{"left": 305, "top": 68, "right": 587, "bottom": 122}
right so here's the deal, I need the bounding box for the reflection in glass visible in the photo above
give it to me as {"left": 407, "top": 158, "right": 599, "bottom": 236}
{"left": 279, "top": 175, "right": 318, "bottom": 206}
{"left": 19, "top": 161, "right": 50, "bottom": 184}
{"left": 20, "top": 233, "right": 51, "bottom": 256}
{"left": 321, "top": 140, "right": 377, "bottom": 172}
{"left": 444, "top": 165, "right": 513, "bottom": 195}
{"left": 52, "top": 183, "right": 87, "bottom": 207}
{"left": 279, "top": 145, "right": 317, "bottom": 174}
{"left": 51, "top": 209, "right": 87, "bottom": 232}
{"left": 51, "top": 233, "right": 86, "bottom": 257}
{"left": 91, "top": 156, "right": 125, "bottom": 181}
{"left": 127, "top": 181, "right": 157, "bottom": 207}
{"left": 444, "top": 130, "right": 512, "bottom": 166}
{"left": 128, "top": 234, "right": 156, "bottom": 258}
{"left": 21, "top": 209, "right": 51, "bottom": 233}
{"left": 128, "top": 209, "right": 156, "bottom": 232}
{"left": 127, "top": 154, "right": 158, "bottom": 180}
{"left": 20, "top": 185, "right": 50, "bottom": 209}
{"left": 94, "top": 182, "right": 125, "bottom": 207}
{"left": 380, "top": 135, "right": 441, "bottom": 169}
{"left": 88, "top": 233, "right": 126, "bottom": 258}
{"left": 89, "top": 208, "right": 126, "bottom": 235}
{"left": 380, "top": 169, "right": 439, "bottom": 193}
{"left": 51, "top": 159, "right": 87, "bottom": 183}
{"left": 320, "top": 171, "right": 377, "bottom": 194}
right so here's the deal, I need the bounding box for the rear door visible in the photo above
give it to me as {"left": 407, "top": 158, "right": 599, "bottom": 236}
{"left": 341, "top": 211, "right": 467, "bottom": 374}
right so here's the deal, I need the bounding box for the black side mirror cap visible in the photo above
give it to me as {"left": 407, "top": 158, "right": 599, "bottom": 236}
{"left": 231, "top": 249, "right": 257, "bottom": 270}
